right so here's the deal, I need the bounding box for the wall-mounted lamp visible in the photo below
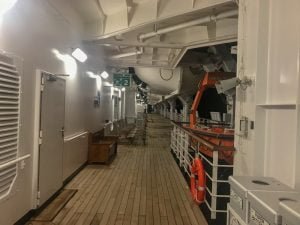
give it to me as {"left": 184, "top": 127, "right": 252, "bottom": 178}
{"left": 87, "top": 71, "right": 97, "bottom": 79}
{"left": 52, "top": 49, "right": 77, "bottom": 78}
{"left": 103, "top": 81, "right": 113, "bottom": 87}
{"left": 72, "top": 48, "right": 87, "bottom": 63}
{"left": 121, "top": 87, "right": 125, "bottom": 92}
{"left": 86, "top": 71, "right": 102, "bottom": 91}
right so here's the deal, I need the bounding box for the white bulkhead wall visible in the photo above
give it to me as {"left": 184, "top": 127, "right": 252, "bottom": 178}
{"left": 235, "top": 0, "right": 300, "bottom": 189}
{"left": 0, "top": 1, "right": 115, "bottom": 224}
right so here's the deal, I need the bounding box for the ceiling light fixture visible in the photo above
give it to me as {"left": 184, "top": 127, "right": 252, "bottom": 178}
{"left": 72, "top": 48, "right": 87, "bottom": 62}
{"left": 100, "top": 71, "right": 109, "bottom": 79}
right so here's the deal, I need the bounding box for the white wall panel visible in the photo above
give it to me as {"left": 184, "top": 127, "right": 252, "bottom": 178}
{"left": 235, "top": 0, "right": 300, "bottom": 189}
{"left": 264, "top": 1, "right": 299, "bottom": 104}
{"left": 234, "top": 0, "right": 259, "bottom": 176}
{"left": 263, "top": 108, "right": 296, "bottom": 186}
{"left": 0, "top": 1, "right": 110, "bottom": 224}
{"left": 63, "top": 132, "right": 88, "bottom": 181}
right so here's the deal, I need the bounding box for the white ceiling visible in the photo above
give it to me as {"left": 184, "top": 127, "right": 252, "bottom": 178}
{"left": 51, "top": 0, "right": 238, "bottom": 97}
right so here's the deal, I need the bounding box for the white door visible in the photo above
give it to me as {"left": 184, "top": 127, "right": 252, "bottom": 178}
{"left": 38, "top": 72, "right": 65, "bottom": 206}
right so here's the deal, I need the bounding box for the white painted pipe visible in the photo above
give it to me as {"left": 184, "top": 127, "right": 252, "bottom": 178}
{"left": 138, "top": 9, "right": 238, "bottom": 42}
{"left": 110, "top": 47, "right": 144, "bottom": 59}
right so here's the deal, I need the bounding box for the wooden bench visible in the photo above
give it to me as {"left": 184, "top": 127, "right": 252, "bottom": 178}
{"left": 88, "top": 130, "right": 118, "bottom": 164}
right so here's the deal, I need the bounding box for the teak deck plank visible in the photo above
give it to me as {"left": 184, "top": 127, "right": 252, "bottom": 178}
{"left": 33, "top": 115, "right": 207, "bottom": 225}
{"left": 32, "top": 189, "right": 77, "bottom": 222}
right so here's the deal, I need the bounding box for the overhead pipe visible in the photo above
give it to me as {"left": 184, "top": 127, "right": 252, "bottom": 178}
{"left": 138, "top": 9, "right": 238, "bottom": 42}
{"left": 110, "top": 47, "right": 144, "bottom": 59}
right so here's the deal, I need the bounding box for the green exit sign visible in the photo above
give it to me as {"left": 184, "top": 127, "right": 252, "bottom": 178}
{"left": 113, "top": 74, "right": 131, "bottom": 87}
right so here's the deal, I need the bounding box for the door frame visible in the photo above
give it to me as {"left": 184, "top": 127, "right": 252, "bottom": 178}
{"left": 32, "top": 69, "right": 66, "bottom": 208}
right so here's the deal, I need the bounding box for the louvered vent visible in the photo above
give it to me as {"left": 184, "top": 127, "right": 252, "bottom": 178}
{"left": 0, "top": 54, "right": 19, "bottom": 199}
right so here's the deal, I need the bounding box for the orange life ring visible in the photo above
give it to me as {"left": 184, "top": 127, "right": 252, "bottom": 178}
{"left": 190, "top": 157, "right": 206, "bottom": 204}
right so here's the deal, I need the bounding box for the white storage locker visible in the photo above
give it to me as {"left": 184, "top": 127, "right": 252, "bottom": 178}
{"left": 279, "top": 200, "right": 300, "bottom": 225}
{"left": 227, "top": 204, "right": 247, "bottom": 225}
{"left": 247, "top": 191, "right": 300, "bottom": 225}
{"left": 229, "top": 176, "right": 294, "bottom": 222}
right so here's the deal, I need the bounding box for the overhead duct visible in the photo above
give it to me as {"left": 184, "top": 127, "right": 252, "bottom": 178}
{"left": 138, "top": 9, "right": 238, "bottom": 42}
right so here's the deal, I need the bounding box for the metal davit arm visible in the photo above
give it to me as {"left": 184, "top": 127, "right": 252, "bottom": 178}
{"left": 189, "top": 72, "right": 223, "bottom": 128}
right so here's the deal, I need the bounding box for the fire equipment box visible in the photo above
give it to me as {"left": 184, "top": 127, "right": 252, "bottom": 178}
{"left": 247, "top": 191, "right": 300, "bottom": 225}
{"left": 279, "top": 200, "right": 300, "bottom": 225}
{"left": 227, "top": 204, "right": 247, "bottom": 225}
{"left": 229, "top": 176, "right": 295, "bottom": 223}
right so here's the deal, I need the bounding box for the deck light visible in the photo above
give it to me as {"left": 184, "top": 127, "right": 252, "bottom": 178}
{"left": 100, "top": 71, "right": 109, "bottom": 79}
{"left": 71, "top": 48, "right": 87, "bottom": 63}
{"left": 52, "top": 49, "right": 77, "bottom": 78}
{"left": 87, "top": 71, "right": 97, "bottom": 79}
{"left": 87, "top": 71, "right": 102, "bottom": 90}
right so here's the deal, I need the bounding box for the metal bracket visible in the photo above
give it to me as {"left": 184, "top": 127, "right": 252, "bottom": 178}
{"left": 39, "top": 130, "right": 43, "bottom": 145}
{"left": 238, "top": 116, "right": 249, "bottom": 138}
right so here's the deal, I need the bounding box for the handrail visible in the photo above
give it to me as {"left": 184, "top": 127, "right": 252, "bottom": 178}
{"left": 0, "top": 154, "right": 31, "bottom": 170}
{"left": 64, "top": 131, "right": 88, "bottom": 142}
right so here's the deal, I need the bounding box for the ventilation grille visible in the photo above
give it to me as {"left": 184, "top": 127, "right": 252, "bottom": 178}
{"left": 0, "top": 165, "right": 17, "bottom": 197}
{"left": 0, "top": 54, "right": 20, "bottom": 199}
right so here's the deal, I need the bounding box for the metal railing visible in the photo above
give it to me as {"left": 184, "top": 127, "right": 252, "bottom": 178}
{"left": 173, "top": 112, "right": 183, "bottom": 122}
{"left": 170, "top": 122, "right": 234, "bottom": 219}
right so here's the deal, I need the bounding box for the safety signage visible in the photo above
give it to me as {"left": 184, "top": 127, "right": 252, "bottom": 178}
{"left": 113, "top": 74, "right": 131, "bottom": 87}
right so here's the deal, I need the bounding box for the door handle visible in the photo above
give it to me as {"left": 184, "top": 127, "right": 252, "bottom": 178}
{"left": 61, "top": 127, "right": 65, "bottom": 138}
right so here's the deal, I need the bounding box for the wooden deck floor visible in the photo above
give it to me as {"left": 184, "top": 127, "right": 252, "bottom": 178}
{"left": 32, "top": 115, "right": 207, "bottom": 225}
